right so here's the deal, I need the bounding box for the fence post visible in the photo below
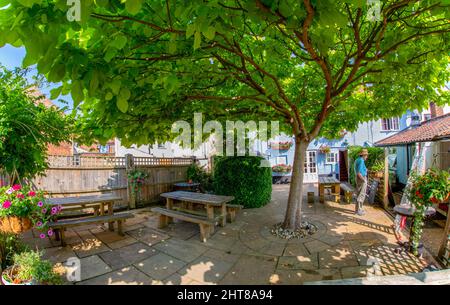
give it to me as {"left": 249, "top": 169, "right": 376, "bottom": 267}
{"left": 125, "top": 154, "right": 136, "bottom": 209}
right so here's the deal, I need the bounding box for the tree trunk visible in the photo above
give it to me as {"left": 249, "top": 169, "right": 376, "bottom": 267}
{"left": 283, "top": 137, "right": 308, "bottom": 230}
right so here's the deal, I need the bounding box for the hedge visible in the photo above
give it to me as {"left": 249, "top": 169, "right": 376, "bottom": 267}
{"left": 213, "top": 156, "right": 272, "bottom": 208}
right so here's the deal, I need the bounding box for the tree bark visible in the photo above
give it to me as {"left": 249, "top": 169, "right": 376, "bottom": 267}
{"left": 283, "top": 137, "right": 308, "bottom": 230}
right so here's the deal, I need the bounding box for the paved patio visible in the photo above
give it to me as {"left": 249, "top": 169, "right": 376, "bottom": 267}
{"left": 22, "top": 185, "right": 435, "bottom": 285}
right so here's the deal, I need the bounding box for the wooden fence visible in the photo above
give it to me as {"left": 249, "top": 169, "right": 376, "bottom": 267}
{"left": 2, "top": 155, "right": 194, "bottom": 208}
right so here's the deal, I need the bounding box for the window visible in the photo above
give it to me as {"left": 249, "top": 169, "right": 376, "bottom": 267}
{"left": 326, "top": 152, "right": 338, "bottom": 164}
{"left": 381, "top": 117, "right": 399, "bottom": 131}
{"left": 304, "top": 151, "right": 317, "bottom": 173}
{"left": 97, "top": 145, "right": 110, "bottom": 154}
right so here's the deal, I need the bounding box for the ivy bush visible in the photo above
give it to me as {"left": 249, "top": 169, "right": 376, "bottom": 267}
{"left": 213, "top": 156, "right": 272, "bottom": 208}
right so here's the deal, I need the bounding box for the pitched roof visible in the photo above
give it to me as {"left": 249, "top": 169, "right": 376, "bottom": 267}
{"left": 375, "top": 113, "right": 450, "bottom": 146}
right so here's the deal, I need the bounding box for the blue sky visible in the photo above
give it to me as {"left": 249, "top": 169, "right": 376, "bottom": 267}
{"left": 0, "top": 44, "right": 72, "bottom": 109}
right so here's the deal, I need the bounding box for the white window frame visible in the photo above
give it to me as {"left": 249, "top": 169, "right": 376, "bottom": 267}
{"left": 325, "top": 152, "right": 338, "bottom": 164}
{"left": 381, "top": 117, "right": 399, "bottom": 131}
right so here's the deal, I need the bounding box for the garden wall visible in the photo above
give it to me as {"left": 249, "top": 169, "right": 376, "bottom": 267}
{"left": 1, "top": 155, "right": 193, "bottom": 208}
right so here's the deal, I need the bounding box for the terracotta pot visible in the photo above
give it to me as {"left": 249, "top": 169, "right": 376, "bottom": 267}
{"left": 0, "top": 217, "right": 32, "bottom": 234}
{"left": 1, "top": 266, "right": 33, "bottom": 285}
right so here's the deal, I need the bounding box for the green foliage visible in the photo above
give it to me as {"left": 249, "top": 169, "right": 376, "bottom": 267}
{"left": 406, "top": 169, "right": 450, "bottom": 255}
{"left": 8, "top": 250, "right": 62, "bottom": 284}
{"left": 0, "top": 233, "right": 27, "bottom": 271}
{"left": 213, "top": 156, "right": 272, "bottom": 208}
{"left": 0, "top": 1, "right": 447, "bottom": 147}
{"left": 348, "top": 146, "right": 384, "bottom": 185}
{"left": 186, "top": 163, "right": 213, "bottom": 192}
{"left": 0, "top": 67, "right": 73, "bottom": 183}
{"left": 127, "top": 169, "right": 148, "bottom": 197}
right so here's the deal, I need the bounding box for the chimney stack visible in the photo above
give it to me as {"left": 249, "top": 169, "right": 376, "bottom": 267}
{"left": 429, "top": 102, "right": 444, "bottom": 118}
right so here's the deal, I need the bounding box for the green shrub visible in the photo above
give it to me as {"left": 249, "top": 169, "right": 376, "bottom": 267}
{"left": 213, "top": 156, "right": 272, "bottom": 208}
{"left": 0, "top": 233, "right": 27, "bottom": 271}
{"left": 348, "top": 146, "right": 384, "bottom": 186}
{"left": 186, "top": 163, "right": 213, "bottom": 192}
{"left": 9, "top": 250, "right": 62, "bottom": 285}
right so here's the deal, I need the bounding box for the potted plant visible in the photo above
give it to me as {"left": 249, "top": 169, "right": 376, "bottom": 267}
{"left": 1, "top": 250, "right": 62, "bottom": 285}
{"left": 369, "top": 160, "right": 385, "bottom": 179}
{"left": 269, "top": 141, "right": 292, "bottom": 150}
{"left": 407, "top": 169, "right": 450, "bottom": 256}
{"left": 0, "top": 184, "right": 61, "bottom": 237}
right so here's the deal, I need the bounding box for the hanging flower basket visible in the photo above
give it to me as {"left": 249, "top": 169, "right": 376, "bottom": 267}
{"left": 319, "top": 145, "right": 331, "bottom": 154}
{"left": 272, "top": 164, "right": 292, "bottom": 174}
{"left": 0, "top": 216, "right": 32, "bottom": 234}
{"left": 269, "top": 141, "right": 292, "bottom": 150}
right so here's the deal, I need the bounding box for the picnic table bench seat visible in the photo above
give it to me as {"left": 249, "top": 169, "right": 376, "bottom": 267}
{"left": 48, "top": 212, "right": 133, "bottom": 246}
{"left": 151, "top": 207, "right": 215, "bottom": 242}
{"left": 340, "top": 182, "right": 356, "bottom": 204}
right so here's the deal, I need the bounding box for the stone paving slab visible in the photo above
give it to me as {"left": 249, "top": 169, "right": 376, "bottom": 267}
{"left": 154, "top": 238, "right": 207, "bottom": 263}
{"left": 219, "top": 255, "right": 278, "bottom": 285}
{"left": 100, "top": 242, "right": 159, "bottom": 270}
{"left": 78, "top": 266, "right": 154, "bottom": 285}
{"left": 78, "top": 255, "right": 112, "bottom": 282}
{"left": 134, "top": 252, "right": 186, "bottom": 280}
{"left": 127, "top": 227, "right": 170, "bottom": 246}
{"left": 178, "top": 256, "right": 234, "bottom": 284}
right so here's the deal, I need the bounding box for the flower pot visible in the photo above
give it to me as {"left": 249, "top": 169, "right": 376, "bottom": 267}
{"left": 1, "top": 266, "right": 33, "bottom": 285}
{"left": 0, "top": 216, "right": 32, "bottom": 234}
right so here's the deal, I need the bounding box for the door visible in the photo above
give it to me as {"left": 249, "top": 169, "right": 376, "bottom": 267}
{"left": 304, "top": 151, "right": 318, "bottom": 183}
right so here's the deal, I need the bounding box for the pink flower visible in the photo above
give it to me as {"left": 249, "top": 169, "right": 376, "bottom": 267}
{"left": 28, "top": 191, "right": 36, "bottom": 197}
{"left": 6, "top": 188, "right": 14, "bottom": 194}
{"left": 12, "top": 184, "right": 21, "bottom": 191}
{"left": 16, "top": 193, "right": 25, "bottom": 199}
{"left": 37, "top": 201, "right": 44, "bottom": 207}
{"left": 39, "top": 233, "right": 46, "bottom": 239}
{"left": 36, "top": 221, "right": 43, "bottom": 227}
{"left": 51, "top": 207, "right": 58, "bottom": 215}
{"left": 2, "top": 201, "right": 11, "bottom": 209}
{"left": 47, "top": 229, "right": 54, "bottom": 236}
{"left": 57, "top": 205, "right": 63, "bottom": 211}
{"left": 42, "top": 208, "right": 47, "bottom": 214}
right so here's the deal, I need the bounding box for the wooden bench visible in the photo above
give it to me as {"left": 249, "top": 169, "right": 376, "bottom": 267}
{"left": 151, "top": 207, "right": 215, "bottom": 242}
{"left": 48, "top": 213, "right": 134, "bottom": 246}
{"left": 340, "top": 182, "right": 356, "bottom": 204}
{"left": 226, "top": 204, "right": 243, "bottom": 223}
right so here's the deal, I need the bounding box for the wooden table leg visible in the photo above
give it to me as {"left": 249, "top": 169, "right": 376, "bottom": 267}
{"left": 319, "top": 184, "right": 325, "bottom": 203}
{"left": 166, "top": 198, "right": 174, "bottom": 224}
{"left": 334, "top": 184, "right": 341, "bottom": 203}
{"left": 220, "top": 203, "right": 227, "bottom": 227}
{"left": 100, "top": 203, "right": 105, "bottom": 216}
{"left": 108, "top": 202, "right": 114, "bottom": 231}
{"left": 438, "top": 210, "right": 450, "bottom": 259}
{"left": 206, "top": 204, "right": 215, "bottom": 234}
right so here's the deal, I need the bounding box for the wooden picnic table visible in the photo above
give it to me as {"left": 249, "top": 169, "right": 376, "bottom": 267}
{"left": 160, "top": 191, "right": 234, "bottom": 227}
{"left": 47, "top": 194, "right": 122, "bottom": 231}
{"left": 318, "top": 176, "right": 341, "bottom": 203}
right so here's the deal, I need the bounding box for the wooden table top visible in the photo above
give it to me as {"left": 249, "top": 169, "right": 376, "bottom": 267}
{"left": 47, "top": 194, "right": 123, "bottom": 206}
{"left": 161, "top": 191, "right": 234, "bottom": 206}
{"left": 319, "top": 176, "right": 340, "bottom": 185}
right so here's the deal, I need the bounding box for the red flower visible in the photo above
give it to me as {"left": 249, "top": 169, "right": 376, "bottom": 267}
{"left": 28, "top": 191, "right": 36, "bottom": 197}
{"left": 12, "top": 184, "right": 21, "bottom": 191}
{"left": 415, "top": 190, "right": 423, "bottom": 199}
{"left": 17, "top": 193, "right": 25, "bottom": 199}
{"left": 430, "top": 197, "right": 439, "bottom": 204}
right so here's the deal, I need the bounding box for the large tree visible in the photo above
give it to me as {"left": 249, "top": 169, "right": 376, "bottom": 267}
{"left": 1, "top": 0, "right": 449, "bottom": 229}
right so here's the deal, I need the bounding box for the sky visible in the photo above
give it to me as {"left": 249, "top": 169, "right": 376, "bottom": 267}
{"left": 0, "top": 44, "right": 73, "bottom": 109}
